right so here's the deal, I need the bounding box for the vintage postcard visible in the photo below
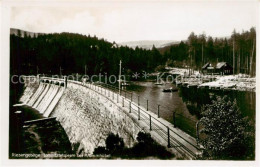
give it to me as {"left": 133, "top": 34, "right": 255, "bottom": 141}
{"left": 1, "top": 0, "right": 258, "bottom": 166}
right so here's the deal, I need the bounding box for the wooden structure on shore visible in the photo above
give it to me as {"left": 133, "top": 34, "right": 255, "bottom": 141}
{"left": 202, "top": 62, "right": 233, "bottom": 75}
{"left": 215, "top": 62, "right": 233, "bottom": 75}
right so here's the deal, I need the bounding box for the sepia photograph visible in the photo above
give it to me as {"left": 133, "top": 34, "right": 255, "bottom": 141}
{"left": 1, "top": 0, "right": 259, "bottom": 166}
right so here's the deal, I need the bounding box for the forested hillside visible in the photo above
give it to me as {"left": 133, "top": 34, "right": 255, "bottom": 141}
{"left": 161, "top": 28, "right": 256, "bottom": 76}
{"left": 10, "top": 27, "right": 256, "bottom": 77}
{"left": 10, "top": 30, "right": 164, "bottom": 76}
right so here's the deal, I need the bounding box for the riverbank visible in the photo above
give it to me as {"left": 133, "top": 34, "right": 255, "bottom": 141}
{"left": 198, "top": 74, "right": 255, "bottom": 92}
{"left": 10, "top": 104, "right": 72, "bottom": 158}
{"left": 167, "top": 67, "right": 255, "bottom": 92}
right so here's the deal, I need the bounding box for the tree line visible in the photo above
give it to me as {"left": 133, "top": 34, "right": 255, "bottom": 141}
{"left": 10, "top": 31, "right": 163, "bottom": 76}
{"left": 10, "top": 27, "right": 256, "bottom": 77}
{"left": 161, "top": 27, "right": 256, "bottom": 76}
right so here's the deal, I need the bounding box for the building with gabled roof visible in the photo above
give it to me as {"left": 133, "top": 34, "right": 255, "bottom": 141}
{"left": 202, "top": 62, "right": 233, "bottom": 75}
{"left": 215, "top": 62, "right": 233, "bottom": 75}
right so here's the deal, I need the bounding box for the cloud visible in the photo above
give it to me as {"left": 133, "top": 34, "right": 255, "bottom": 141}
{"left": 50, "top": 11, "right": 96, "bottom": 34}
{"left": 11, "top": 1, "right": 257, "bottom": 42}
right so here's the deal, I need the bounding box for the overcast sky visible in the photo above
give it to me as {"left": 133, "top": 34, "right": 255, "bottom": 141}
{"left": 10, "top": 1, "right": 257, "bottom": 43}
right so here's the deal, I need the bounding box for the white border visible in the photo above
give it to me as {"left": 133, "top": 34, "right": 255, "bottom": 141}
{"left": 1, "top": 0, "right": 259, "bottom": 166}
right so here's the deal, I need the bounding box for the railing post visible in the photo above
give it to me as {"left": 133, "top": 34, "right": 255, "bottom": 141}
{"left": 129, "top": 102, "right": 131, "bottom": 113}
{"left": 147, "top": 99, "right": 148, "bottom": 111}
{"left": 167, "top": 127, "right": 170, "bottom": 148}
{"left": 122, "top": 97, "right": 124, "bottom": 107}
{"left": 157, "top": 105, "right": 160, "bottom": 118}
{"left": 149, "top": 114, "right": 152, "bottom": 131}
{"left": 113, "top": 92, "right": 114, "bottom": 100}
{"left": 37, "top": 74, "right": 40, "bottom": 84}
{"left": 125, "top": 91, "right": 126, "bottom": 98}
{"left": 64, "top": 76, "right": 67, "bottom": 88}
{"left": 138, "top": 107, "right": 140, "bottom": 120}
{"left": 173, "top": 112, "right": 176, "bottom": 128}
{"left": 117, "top": 93, "right": 119, "bottom": 103}
{"left": 131, "top": 93, "right": 133, "bottom": 102}
{"left": 138, "top": 95, "right": 140, "bottom": 106}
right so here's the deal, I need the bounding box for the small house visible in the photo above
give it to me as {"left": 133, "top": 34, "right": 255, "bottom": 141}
{"left": 202, "top": 62, "right": 210, "bottom": 73}
{"left": 202, "top": 62, "right": 215, "bottom": 74}
{"left": 215, "top": 62, "right": 233, "bottom": 75}
{"left": 202, "top": 62, "right": 233, "bottom": 75}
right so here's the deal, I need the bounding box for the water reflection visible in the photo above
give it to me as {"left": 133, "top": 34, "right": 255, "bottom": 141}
{"left": 124, "top": 81, "right": 255, "bottom": 137}
{"left": 179, "top": 86, "right": 256, "bottom": 121}
{"left": 126, "top": 81, "right": 198, "bottom": 137}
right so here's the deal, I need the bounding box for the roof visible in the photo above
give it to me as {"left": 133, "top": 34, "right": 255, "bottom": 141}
{"left": 216, "top": 62, "right": 228, "bottom": 69}
{"left": 202, "top": 62, "right": 210, "bottom": 69}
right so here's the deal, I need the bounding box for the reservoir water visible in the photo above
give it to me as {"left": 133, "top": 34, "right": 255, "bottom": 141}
{"left": 122, "top": 81, "right": 255, "bottom": 137}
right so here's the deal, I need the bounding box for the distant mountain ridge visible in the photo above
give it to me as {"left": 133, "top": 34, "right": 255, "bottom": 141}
{"left": 118, "top": 40, "right": 180, "bottom": 49}
{"left": 10, "top": 28, "right": 45, "bottom": 37}
{"left": 10, "top": 28, "right": 180, "bottom": 49}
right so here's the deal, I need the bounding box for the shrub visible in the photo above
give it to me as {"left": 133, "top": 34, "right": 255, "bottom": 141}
{"left": 93, "top": 146, "right": 107, "bottom": 155}
{"left": 200, "top": 96, "right": 254, "bottom": 160}
{"left": 105, "top": 133, "right": 124, "bottom": 154}
{"left": 130, "top": 132, "right": 173, "bottom": 159}
{"left": 93, "top": 132, "right": 174, "bottom": 159}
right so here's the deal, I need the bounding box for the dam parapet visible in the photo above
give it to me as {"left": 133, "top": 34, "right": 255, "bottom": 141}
{"left": 19, "top": 76, "right": 202, "bottom": 159}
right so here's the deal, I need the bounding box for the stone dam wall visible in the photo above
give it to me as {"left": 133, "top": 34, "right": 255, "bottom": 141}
{"left": 19, "top": 77, "right": 141, "bottom": 156}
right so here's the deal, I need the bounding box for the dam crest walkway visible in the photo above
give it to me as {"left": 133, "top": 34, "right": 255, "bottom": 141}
{"left": 22, "top": 76, "right": 202, "bottom": 159}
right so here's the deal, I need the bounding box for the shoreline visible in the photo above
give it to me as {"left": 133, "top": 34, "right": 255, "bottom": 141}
{"left": 166, "top": 67, "right": 255, "bottom": 92}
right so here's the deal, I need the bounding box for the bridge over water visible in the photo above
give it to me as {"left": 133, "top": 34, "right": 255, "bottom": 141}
{"left": 18, "top": 75, "right": 202, "bottom": 159}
